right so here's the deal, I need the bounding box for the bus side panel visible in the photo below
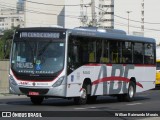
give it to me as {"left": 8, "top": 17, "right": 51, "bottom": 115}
{"left": 136, "top": 66, "right": 155, "bottom": 92}
{"left": 66, "top": 64, "right": 156, "bottom": 97}
{"left": 66, "top": 65, "right": 99, "bottom": 97}
{"left": 91, "top": 65, "right": 130, "bottom": 96}
{"left": 91, "top": 65, "right": 155, "bottom": 95}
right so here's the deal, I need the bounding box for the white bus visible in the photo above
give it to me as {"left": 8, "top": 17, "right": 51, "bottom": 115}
{"left": 9, "top": 27, "right": 156, "bottom": 105}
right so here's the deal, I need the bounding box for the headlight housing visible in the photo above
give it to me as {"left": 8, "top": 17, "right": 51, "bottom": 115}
{"left": 9, "top": 74, "right": 17, "bottom": 86}
{"left": 52, "top": 76, "right": 65, "bottom": 87}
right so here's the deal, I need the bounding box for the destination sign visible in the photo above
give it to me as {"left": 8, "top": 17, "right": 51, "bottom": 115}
{"left": 20, "top": 32, "right": 61, "bottom": 38}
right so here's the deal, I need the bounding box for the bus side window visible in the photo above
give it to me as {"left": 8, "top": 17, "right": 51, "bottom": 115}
{"left": 122, "top": 42, "right": 132, "bottom": 63}
{"left": 110, "top": 41, "right": 119, "bottom": 63}
{"left": 100, "top": 40, "right": 108, "bottom": 63}
{"left": 89, "top": 51, "right": 95, "bottom": 62}
{"left": 96, "top": 40, "right": 102, "bottom": 63}
{"left": 67, "top": 38, "right": 79, "bottom": 71}
{"left": 133, "top": 43, "right": 143, "bottom": 64}
{"left": 88, "top": 41, "right": 96, "bottom": 63}
{"left": 100, "top": 53, "right": 108, "bottom": 63}
{"left": 144, "top": 43, "right": 154, "bottom": 64}
{"left": 82, "top": 45, "right": 89, "bottom": 64}
{"left": 112, "top": 52, "right": 118, "bottom": 63}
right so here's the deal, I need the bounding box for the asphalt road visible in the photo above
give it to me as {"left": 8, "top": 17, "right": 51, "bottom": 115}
{"left": 0, "top": 87, "right": 160, "bottom": 120}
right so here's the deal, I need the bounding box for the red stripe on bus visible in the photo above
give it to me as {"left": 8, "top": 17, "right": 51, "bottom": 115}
{"left": 92, "top": 76, "right": 143, "bottom": 88}
{"left": 136, "top": 82, "right": 143, "bottom": 88}
{"left": 85, "top": 63, "right": 155, "bottom": 67}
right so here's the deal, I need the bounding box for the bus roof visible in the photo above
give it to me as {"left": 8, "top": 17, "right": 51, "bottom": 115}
{"left": 69, "top": 27, "right": 156, "bottom": 43}
{"left": 16, "top": 27, "right": 67, "bottom": 32}
{"left": 15, "top": 27, "right": 156, "bottom": 43}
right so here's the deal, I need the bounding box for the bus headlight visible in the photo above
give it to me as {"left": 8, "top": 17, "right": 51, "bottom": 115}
{"left": 9, "top": 75, "right": 17, "bottom": 86}
{"left": 52, "top": 76, "right": 65, "bottom": 87}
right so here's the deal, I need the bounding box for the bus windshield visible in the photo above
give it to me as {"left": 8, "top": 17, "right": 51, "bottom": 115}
{"left": 11, "top": 40, "right": 65, "bottom": 75}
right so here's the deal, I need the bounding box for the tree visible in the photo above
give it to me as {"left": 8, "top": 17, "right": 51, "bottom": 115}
{"left": 0, "top": 26, "right": 19, "bottom": 59}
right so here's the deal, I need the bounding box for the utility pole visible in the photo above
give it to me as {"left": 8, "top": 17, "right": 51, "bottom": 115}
{"left": 127, "top": 11, "right": 132, "bottom": 34}
{"left": 91, "top": 0, "right": 96, "bottom": 26}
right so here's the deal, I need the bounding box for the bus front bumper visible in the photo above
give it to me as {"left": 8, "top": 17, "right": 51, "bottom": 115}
{"left": 9, "top": 84, "right": 67, "bottom": 97}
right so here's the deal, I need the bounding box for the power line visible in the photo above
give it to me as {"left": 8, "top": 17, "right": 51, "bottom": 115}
{"left": 0, "top": 1, "right": 93, "bottom": 19}
{"left": 95, "top": 6, "right": 160, "bottom": 25}
{"left": 95, "top": 6, "right": 160, "bottom": 32}
{"left": 97, "top": 6, "right": 110, "bottom": 24}
{"left": 24, "top": 0, "right": 82, "bottom": 6}
{"left": 114, "top": 14, "right": 160, "bottom": 25}
{"left": 0, "top": 1, "right": 87, "bottom": 15}
{"left": 1, "top": 2, "right": 160, "bottom": 32}
{"left": 0, "top": 3, "right": 80, "bottom": 19}
{"left": 115, "top": 21, "right": 160, "bottom": 32}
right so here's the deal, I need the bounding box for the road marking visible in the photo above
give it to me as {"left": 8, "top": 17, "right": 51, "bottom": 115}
{"left": 88, "top": 107, "right": 97, "bottom": 109}
{"left": 137, "top": 94, "right": 148, "bottom": 97}
{"left": 74, "top": 107, "right": 97, "bottom": 110}
{"left": 74, "top": 108, "right": 86, "bottom": 110}
{"left": 126, "top": 103, "right": 142, "bottom": 106}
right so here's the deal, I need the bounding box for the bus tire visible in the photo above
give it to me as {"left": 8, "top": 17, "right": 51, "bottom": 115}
{"left": 30, "top": 96, "right": 44, "bottom": 105}
{"left": 74, "top": 85, "right": 87, "bottom": 105}
{"left": 87, "top": 96, "right": 97, "bottom": 103}
{"left": 125, "top": 81, "right": 136, "bottom": 102}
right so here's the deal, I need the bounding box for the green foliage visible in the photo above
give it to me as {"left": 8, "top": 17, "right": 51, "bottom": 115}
{"left": 0, "top": 26, "right": 19, "bottom": 59}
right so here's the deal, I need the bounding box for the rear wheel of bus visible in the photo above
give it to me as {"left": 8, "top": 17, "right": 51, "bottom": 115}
{"left": 30, "top": 96, "right": 44, "bottom": 105}
{"left": 117, "top": 81, "right": 136, "bottom": 102}
{"left": 125, "top": 81, "right": 136, "bottom": 102}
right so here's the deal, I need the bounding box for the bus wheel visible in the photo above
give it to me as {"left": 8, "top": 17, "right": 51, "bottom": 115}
{"left": 125, "top": 81, "right": 136, "bottom": 102}
{"left": 30, "top": 96, "right": 44, "bottom": 105}
{"left": 74, "top": 86, "right": 87, "bottom": 105}
{"left": 87, "top": 96, "right": 97, "bottom": 103}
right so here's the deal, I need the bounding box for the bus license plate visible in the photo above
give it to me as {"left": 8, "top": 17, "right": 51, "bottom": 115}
{"left": 29, "top": 92, "right": 39, "bottom": 96}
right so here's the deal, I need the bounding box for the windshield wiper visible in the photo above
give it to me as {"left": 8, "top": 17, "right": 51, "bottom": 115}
{"left": 38, "top": 40, "right": 52, "bottom": 57}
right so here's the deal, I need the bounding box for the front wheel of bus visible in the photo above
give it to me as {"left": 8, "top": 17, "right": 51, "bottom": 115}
{"left": 125, "top": 81, "right": 136, "bottom": 102}
{"left": 30, "top": 96, "right": 44, "bottom": 105}
{"left": 74, "top": 86, "right": 87, "bottom": 105}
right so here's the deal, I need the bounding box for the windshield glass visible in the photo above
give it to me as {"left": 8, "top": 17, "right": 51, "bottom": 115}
{"left": 11, "top": 40, "right": 65, "bottom": 75}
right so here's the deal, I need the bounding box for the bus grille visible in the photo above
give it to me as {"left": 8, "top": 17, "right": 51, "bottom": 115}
{"left": 19, "top": 88, "right": 49, "bottom": 95}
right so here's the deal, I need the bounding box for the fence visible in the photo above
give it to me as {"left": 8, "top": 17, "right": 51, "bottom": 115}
{"left": 0, "top": 60, "right": 9, "bottom": 93}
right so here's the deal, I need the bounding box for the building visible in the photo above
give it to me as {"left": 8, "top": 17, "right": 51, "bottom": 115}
{"left": 24, "top": 0, "right": 114, "bottom": 29}
{"left": 24, "top": 0, "right": 160, "bottom": 44}
{"left": 0, "top": 0, "right": 24, "bottom": 33}
{"left": 98, "top": 0, "right": 114, "bottom": 29}
{"left": 114, "top": 0, "right": 160, "bottom": 44}
{"left": 17, "top": 0, "right": 24, "bottom": 13}
{"left": 24, "top": 0, "right": 65, "bottom": 27}
{"left": 114, "top": 0, "right": 142, "bottom": 35}
{"left": 0, "top": 8, "right": 24, "bottom": 31}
